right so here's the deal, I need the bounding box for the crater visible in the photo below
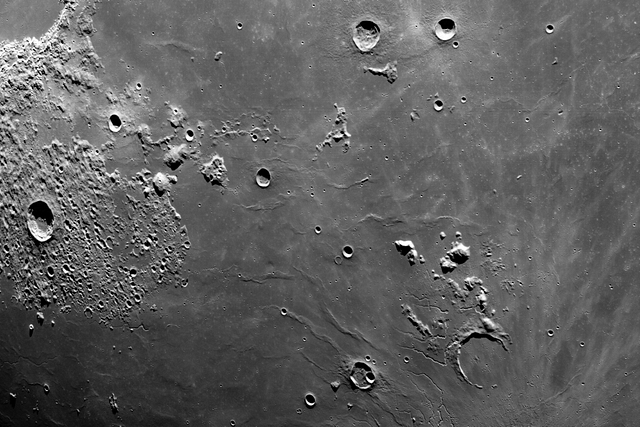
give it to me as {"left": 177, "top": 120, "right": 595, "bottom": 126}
{"left": 350, "top": 361, "right": 375, "bottom": 390}
{"left": 185, "top": 128, "right": 195, "bottom": 142}
{"left": 435, "top": 18, "right": 456, "bottom": 41}
{"left": 255, "top": 167, "right": 271, "bottom": 188}
{"left": 108, "top": 113, "right": 122, "bottom": 132}
{"left": 365, "top": 371, "right": 376, "bottom": 384}
{"left": 353, "top": 20, "right": 380, "bottom": 52}
{"left": 304, "top": 392, "right": 316, "bottom": 408}
{"left": 27, "top": 200, "right": 54, "bottom": 242}
{"left": 446, "top": 317, "right": 512, "bottom": 389}
{"left": 342, "top": 245, "right": 354, "bottom": 259}
{"left": 458, "top": 332, "right": 511, "bottom": 390}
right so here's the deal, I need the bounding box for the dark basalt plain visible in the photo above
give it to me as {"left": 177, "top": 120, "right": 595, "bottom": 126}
{"left": 0, "top": 1, "right": 639, "bottom": 426}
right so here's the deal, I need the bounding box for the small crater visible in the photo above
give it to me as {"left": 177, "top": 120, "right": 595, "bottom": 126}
{"left": 255, "top": 167, "right": 271, "bottom": 188}
{"left": 314, "top": 225, "right": 322, "bottom": 235}
{"left": 547, "top": 329, "right": 554, "bottom": 337}
{"left": 43, "top": 384, "right": 50, "bottom": 394}
{"left": 342, "top": 245, "right": 354, "bottom": 259}
{"left": 169, "top": 106, "right": 187, "bottom": 128}
{"left": 236, "top": 22, "right": 243, "bottom": 30}
{"left": 185, "top": 128, "right": 195, "bottom": 142}
{"left": 350, "top": 361, "right": 375, "bottom": 390}
{"left": 108, "top": 113, "right": 122, "bottom": 132}
{"left": 365, "top": 371, "right": 376, "bottom": 384}
{"left": 27, "top": 200, "right": 54, "bottom": 242}
{"left": 280, "top": 307, "right": 288, "bottom": 316}
{"left": 433, "top": 99, "right": 444, "bottom": 112}
{"left": 353, "top": 20, "right": 380, "bottom": 52}
{"left": 452, "top": 40, "right": 459, "bottom": 49}
{"left": 545, "top": 24, "right": 554, "bottom": 34}
{"left": 435, "top": 18, "right": 456, "bottom": 41}
{"left": 304, "top": 392, "right": 316, "bottom": 408}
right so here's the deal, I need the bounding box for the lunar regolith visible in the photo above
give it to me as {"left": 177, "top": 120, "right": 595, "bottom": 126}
{"left": 1, "top": 1, "right": 639, "bottom": 426}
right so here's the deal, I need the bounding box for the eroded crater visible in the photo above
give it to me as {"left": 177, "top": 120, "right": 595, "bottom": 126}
{"left": 27, "top": 200, "right": 54, "bottom": 242}
{"left": 446, "top": 317, "right": 511, "bottom": 389}
{"left": 350, "top": 361, "right": 376, "bottom": 390}
{"left": 353, "top": 20, "right": 380, "bottom": 52}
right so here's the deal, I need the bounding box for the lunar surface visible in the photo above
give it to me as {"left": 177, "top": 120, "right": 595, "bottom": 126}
{"left": 0, "top": 1, "right": 639, "bottom": 426}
